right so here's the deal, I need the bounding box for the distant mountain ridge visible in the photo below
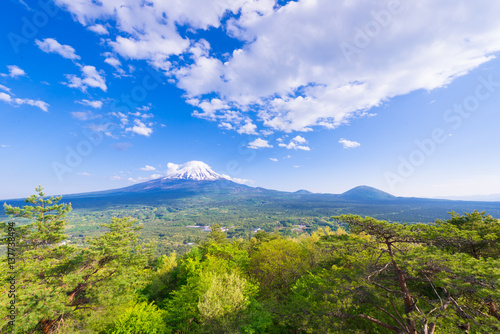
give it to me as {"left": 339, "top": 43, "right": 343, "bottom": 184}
{"left": 3, "top": 161, "right": 500, "bottom": 224}
{"left": 339, "top": 185, "right": 396, "bottom": 201}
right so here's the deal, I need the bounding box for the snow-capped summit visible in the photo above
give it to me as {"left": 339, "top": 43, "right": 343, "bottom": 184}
{"left": 164, "top": 161, "right": 223, "bottom": 181}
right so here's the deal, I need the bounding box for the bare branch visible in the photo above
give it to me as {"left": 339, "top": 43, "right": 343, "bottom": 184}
{"left": 357, "top": 313, "right": 404, "bottom": 333}
{"left": 376, "top": 306, "right": 406, "bottom": 330}
{"left": 372, "top": 281, "right": 405, "bottom": 295}
{"left": 368, "top": 261, "right": 391, "bottom": 280}
{"left": 390, "top": 298, "right": 409, "bottom": 332}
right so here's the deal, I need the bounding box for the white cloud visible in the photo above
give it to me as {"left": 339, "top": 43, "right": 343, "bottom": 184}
{"left": 0, "top": 144, "right": 9, "bottom": 148}
{"left": 0, "top": 84, "right": 11, "bottom": 93}
{"left": 237, "top": 120, "right": 258, "bottom": 135}
{"left": 128, "top": 177, "right": 147, "bottom": 183}
{"left": 248, "top": 138, "right": 272, "bottom": 149}
{"left": 221, "top": 174, "right": 254, "bottom": 185}
{"left": 140, "top": 165, "right": 156, "bottom": 171}
{"left": 65, "top": 65, "right": 107, "bottom": 92}
{"left": 103, "top": 52, "right": 128, "bottom": 76}
{"left": 128, "top": 172, "right": 164, "bottom": 183}
{"left": 178, "top": 0, "right": 500, "bottom": 132}
{"left": 109, "top": 111, "right": 129, "bottom": 127}
{"left": 279, "top": 135, "right": 310, "bottom": 151}
{"left": 87, "top": 123, "right": 115, "bottom": 137}
{"left": 0, "top": 92, "right": 49, "bottom": 111}
{"left": 126, "top": 119, "right": 153, "bottom": 136}
{"left": 291, "top": 135, "right": 307, "bottom": 144}
{"left": 88, "top": 24, "right": 109, "bottom": 35}
{"left": 104, "top": 57, "right": 121, "bottom": 68}
{"left": 76, "top": 99, "right": 103, "bottom": 109}
{"left": 14, "top": 98, "right": 49, "bottom": 112}
{"left": 269, "top": 158, "right": 278, "bottom": 162}
{"left": 18, "top": 0, "right": 30, "bottom": 10}
{"left": 166, "top": 162, "right": 180, "bottom": 175}
{"left": 137, "top": 105, "right": 151, "bottom": 112}
{"left": 71, "top": 111, "right": 95, "bottom": 121}
{"left": 130, "top": 111, "right": 153, "bottom": 119}
{"left": 77, "top": 172, "right": 92, "bottom": 176}
{"left": 1, "top": 65, "right": 26, "bottom": 78}
{"left": 53, "top": 0, "right": 500, "bottom": 133}
{"left": 0, "top": 92, "right": 10, "bottom": 103}
{"left": 53, "top": 0, "right": 250, "bottom": 70}
{"left": 339, "top": 138, "right": 361, "bottom": 149}
{"left": 35, "top": 38, "right": 80, "bottom": 60}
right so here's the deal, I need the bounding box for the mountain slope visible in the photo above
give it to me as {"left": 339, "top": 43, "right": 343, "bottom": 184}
{"left": 339, "top": 185, "right": 396, "bottom": 201}
{"left": 165, "top": 161, "right": 223, "bottom": 181}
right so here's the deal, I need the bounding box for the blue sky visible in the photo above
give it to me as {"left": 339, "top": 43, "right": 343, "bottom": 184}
{"left": 1, "top": 0, "right": 500, "bottom": 200}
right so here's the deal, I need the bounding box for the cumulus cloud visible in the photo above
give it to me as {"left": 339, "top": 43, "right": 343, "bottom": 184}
{"left": 0, "top": 93, "right": 10, "bottom": 103}
{"left": 166, "top": 162, "right": 180, "bottom": 175}
{"left": 65, "top": 65, "right": 107, "bottom": 92}
{"left": 53, "top": 0, "right": 500, "bottom": 133}
{"left": 237, "top": 120, "right": 258, "bottom": 135}
{"left": 140, "top": 165, "right": 156, "bottom": 171}
{"left": 103, "top": 52, "right": 128, "bottom": 76}
{"left": 126, "top": 119, "right": 153, "bottom": 136}
{"left": 0, "top": 92, "right": 49, "bottom": 111}
{"left": 1, "top": 65, "right": 26, "bottom": 78}
{"left": 269, "top": 158, "right": 278, "bottom": 162}
{"left": 279, "top": 135, "right": 310, "bottom": 151}
{"left": 53, "top": 0, "right": 250, "bottom": 70}
{"left": 339, "top": 138, "right": 361, "bottom": 149}
{"left": 104, "top": 56, "right": 121, "bottom": 68}
{"left": 88, "top": 24, "right": 109, "bottom": 35}
{"left": 35, "top": 38, "right": 80, "bottom": 60}
{"left": 248, "top": 138, "right": 272, "bottom": 149}
{"left": 177, "top": 0, "right": 500, "bottom": 132}
{"left": 76, "top": 99, "right": 103, "bottom": 109}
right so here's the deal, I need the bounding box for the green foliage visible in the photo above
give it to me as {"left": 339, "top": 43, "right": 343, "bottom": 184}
{"left": 1, "top": 185, "right": 71, "bottom": 252}
{"left": 157, "top": 248, "right": 271, "bottom": 333}
{"left": 0, "top": 187, "right": 152, "bottom": 334}
{"left": 2, "top": 187, "right": 499, "bottom": 333}
{"left": 248, "top": 237, "right": 310, "bottom": 299}
{"left": 424, "top": 210, "right": 500, "bottom": 259}
{"left": 102, "top": 301, "right": 168, "bottom": 334}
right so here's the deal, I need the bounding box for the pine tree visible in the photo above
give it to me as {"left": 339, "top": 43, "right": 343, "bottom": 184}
{"left": 0, "top": 187, "right": 151, "bottom": 333}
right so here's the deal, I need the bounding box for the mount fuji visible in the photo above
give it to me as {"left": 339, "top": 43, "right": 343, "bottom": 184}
{"left": 66, "top": 161, "right": 269, "bottom": 200}
{"left": 164, "top": 161, "right": 224, "bottom": 181}
{"left": 5, "top": 161, "right": 500, "bottom": 224}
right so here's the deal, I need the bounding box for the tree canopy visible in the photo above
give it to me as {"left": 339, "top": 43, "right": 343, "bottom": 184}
{"left": 1, "top": 187, "right": 499, "bottom": 333}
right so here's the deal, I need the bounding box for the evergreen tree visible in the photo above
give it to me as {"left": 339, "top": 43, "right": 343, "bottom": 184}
{"left": 0, "top": 187, "right": 151, "bottom": 333}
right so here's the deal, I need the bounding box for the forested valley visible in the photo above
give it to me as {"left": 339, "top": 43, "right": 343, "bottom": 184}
{"left": 1, "top": 187, "right": 500, "bottom": 333}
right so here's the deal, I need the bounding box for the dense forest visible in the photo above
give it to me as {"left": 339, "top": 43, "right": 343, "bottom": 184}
{"left": 1, "top": 187, "right": 500, "bottom": 333}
